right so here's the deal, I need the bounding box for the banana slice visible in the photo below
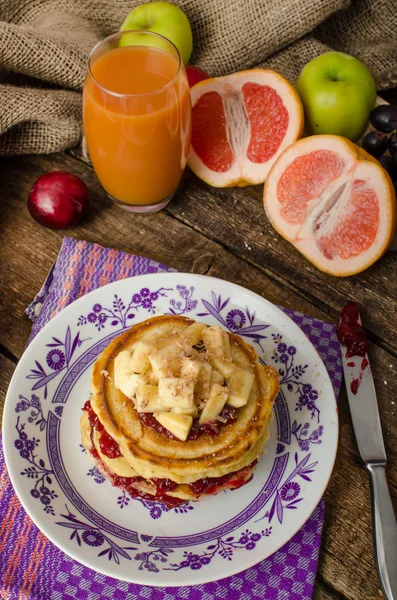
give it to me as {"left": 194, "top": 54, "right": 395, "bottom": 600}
{"left": 114, "top": 350, "right": 146, "bottom": 398}
{"left": 202, "top": 326, "right": 224, "bottom": 359}
{"left": 130, "top": 341, "right": 152, "bottom": 374}
{"left": 202, "top": 325, "right": 231, "bottom": 359}
{"left": 154, "top": 412, "right": 193, "bottom": 441}
{"left": 199, "top": 383, "right": 228, "bottom": 424}
{"left": 171, "top": 405, "right": 198, "bottom": 417}
{"left": 226, "top": 367, "right": 255, "bottom": 408}
{"left": 178, "top": 322, "right": 207, "bottom": 349}
{"left": 211, "top": 356, "right": 235, "bottom": 379}
{"left": 135, "top": 384, "right": 170, "bottom": 413}
{"left": 180, "top": 357, "right": 201, "bottom": 383}
{"left": 195, "top": 362, "right": 212, "bottom": 402}
{"left": 211, "top": 369, "right": 225, "bottom": 386}
{"left": 149, "top": 343, "right": 183, "bottom": 381}
{"left": 158, "top": 377, "right": 195, "bottom": 409}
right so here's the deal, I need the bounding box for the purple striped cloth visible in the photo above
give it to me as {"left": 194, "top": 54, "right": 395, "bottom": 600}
{"left": 0, "top": 236, "right": 342, "bottom": 600}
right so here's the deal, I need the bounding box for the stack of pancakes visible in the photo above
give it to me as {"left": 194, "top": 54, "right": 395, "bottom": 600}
{"left": 80, "top": 315, "right": 279, "bottom": 503}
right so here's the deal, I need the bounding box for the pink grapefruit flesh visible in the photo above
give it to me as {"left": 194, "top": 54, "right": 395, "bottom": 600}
{"left": 192, "top": 91, "right": 234, "bottom": 173}
{"left": 318, "top": 179, "right": 379, "bottom": 260}
{"left": 188, "top": 69, "right": 304, "bottom": 187}
{"left": 243, "top": 83, "right": 289, "bottom": 164}
{"left": 263, "top": 135, "right": 396, "bottom": 276}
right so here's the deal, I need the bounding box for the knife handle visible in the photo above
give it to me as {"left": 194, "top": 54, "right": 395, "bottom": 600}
{"left": 367, "top": 463, "right": 397, "bottom": 600}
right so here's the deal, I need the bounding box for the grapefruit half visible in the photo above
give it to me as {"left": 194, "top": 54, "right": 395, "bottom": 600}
{"left": 263, "top": 135, "right": 396, "bottom": 276}
{"left": 188, "top": 69, "right": 304, "bottom": 187}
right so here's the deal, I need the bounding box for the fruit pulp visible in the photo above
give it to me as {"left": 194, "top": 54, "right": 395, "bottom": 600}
{"left": 277, "top": 150, "right": 379, "bottom": 259}
{"left": 264, "top": 135, "right": 397, "bottom": 276}
{"left": 83, "top": 45, "right": 191, "bottom": 206}
{"left": 192, "top": 84, "right": 288, "bottom": 172}
{"left": 188, "top": 70, "right": 303, "bottom": 187}
{"left": 83, "top": 400, "right": 122, "bottom": 459}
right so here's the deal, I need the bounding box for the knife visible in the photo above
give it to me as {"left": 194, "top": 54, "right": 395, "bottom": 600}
{"left": 340, "top": 308, "right": 397, "bottom": 600}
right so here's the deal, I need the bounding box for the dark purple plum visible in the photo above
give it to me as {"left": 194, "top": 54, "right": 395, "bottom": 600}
{"left": 389, "top": 132, "right": 397, "bottom": 157}
{"left": 379, "top": 155, "right": 394, "bottom": 175}
{"left": 362, "top": 130, "right": 389, "bottom": 158}
{"left": 369, "top": 105, "right": 397, "bottom": 133}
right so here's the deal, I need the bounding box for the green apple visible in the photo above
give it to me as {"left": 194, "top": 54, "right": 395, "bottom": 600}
{"left": 120, "top": 2, "right": 193, "bottom": 65}
{"left": 296, "top": 52, "right": 377, "bottom": 141}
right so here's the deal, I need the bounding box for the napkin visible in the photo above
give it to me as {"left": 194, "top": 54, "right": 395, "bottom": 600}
{"left": 0, "top": 236, "right": 342, "bottom": 600}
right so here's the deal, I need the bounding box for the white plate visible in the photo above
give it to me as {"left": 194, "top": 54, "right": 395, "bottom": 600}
{"left": 3, "top": 273, "right": 338, "bottom": 586}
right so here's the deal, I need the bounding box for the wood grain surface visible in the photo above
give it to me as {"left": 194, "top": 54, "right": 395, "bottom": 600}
{"left": 1, "top": 90, "right": 397, "bottom": 599}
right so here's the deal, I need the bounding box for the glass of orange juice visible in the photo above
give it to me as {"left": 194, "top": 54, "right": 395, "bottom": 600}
{"left": 83, "top": 31, "right": 191, "bottom": 213}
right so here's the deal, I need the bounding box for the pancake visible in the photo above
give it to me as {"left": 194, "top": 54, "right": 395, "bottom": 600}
{"left": 80, "top": 315, "right": 279, "bottom": 504}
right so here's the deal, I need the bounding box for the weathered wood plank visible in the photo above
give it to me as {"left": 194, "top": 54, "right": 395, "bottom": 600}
{"left": 313, "top": 578, "right": 347, "bottom": 600}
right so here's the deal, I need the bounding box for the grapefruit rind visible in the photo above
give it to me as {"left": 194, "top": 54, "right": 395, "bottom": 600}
{"left": 263, "top": 135, "right": 396, "bottom": 276}
{"left": 188, "top": 69, "right": 304, "bottom": 188}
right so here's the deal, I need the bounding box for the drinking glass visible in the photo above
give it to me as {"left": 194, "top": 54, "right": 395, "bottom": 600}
{"left": 83, "top": 30, "right": 191, "bottom": 213}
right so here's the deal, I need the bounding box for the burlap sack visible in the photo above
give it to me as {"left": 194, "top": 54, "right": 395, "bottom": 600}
{"left": 0, "top": 0, "right": 396, "bottom": 156}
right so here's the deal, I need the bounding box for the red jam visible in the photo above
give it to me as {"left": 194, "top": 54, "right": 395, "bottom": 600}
{"left": 99, "top": 429, "right": 122, "bottom": 459}
{"left": 336, "top": 302, "right": 369, "bottom": 358}
{"left": 361, "top": 358, "right": 369, "bottom": 370}
{"left": 219, "top": 406, "right": 237, "bottom": 423}
{"left": 337, "top": 302, "right": 370, "bottom": 395}
{"left": 189, "top": 460, "right": 257, "bottom": 497}
{"left": 188, "top": 420, "right": 217, "bottom": 439}
{"left": 112, "top": 474, "right": 144, "bottom": 488}
{"left": 139, "top": 406, "right": 237, "bottom": 441}
{"left": 82, "top": 400, "right": 121, "bottom": 458}
{"left": 351, "top": 378, "right": 360, "bottom": 395}
{"left": 151, "top": 478, "right": 179, "bottom": 496}
{"left": 111, "top": 473, "right": 183, "bottom": 507}
{"left": 90, "top": 446, "right": 100, "bottom": 460}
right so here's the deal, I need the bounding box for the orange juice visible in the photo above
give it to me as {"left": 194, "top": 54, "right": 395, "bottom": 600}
{"left": 83, "top": 43, "right": 191, "bottom": 208}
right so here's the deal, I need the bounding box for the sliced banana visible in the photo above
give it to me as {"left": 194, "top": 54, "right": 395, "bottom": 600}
{"left": 194, "top": 362, "right": 212, "bottom": 402}
{"left": 158, "top": 377, "right": 195, "bottom": 409}
{"left": 171, "top": 405, "right": 198, "bottom": 417}
{"left": 154, "top": 412, "right": 193, "bottom": 441}
{"left": 178, "top": 322, "right": 207, "bottom": 349}
{"left": 202, "top": 325, "right": 231, "bottom": 360}
{"left": 226, "top": 367, "right": 254, "bottom": 408}
{"left": 211, "top": 356, "right": 235, "bottom": 379}
{"left": 130, "top": 341, "right": 152, "bottom": 374}
{"left": 180, "top": 357, "right": 201, "bottom": 383}
{"left": 114, "top": 350, "right": 147, "bottom": 398}
{"left": 135, "top": 384, "right": 170, "bottom": 413}
{"left": 149, "top": 343, "right": 182, "bottom": 381}
{"left": 211, "top": 369, "right": 225, "bottom": 386}
{"left": 199, "top": 383, "right": 228, "bottom": 424}
{"left": 115, "top": 321, "right": 253, "bottom": 436}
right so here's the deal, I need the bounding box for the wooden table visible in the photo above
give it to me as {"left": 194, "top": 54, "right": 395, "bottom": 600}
{"left": 1, "top": 91, "right": 396, "bottom": 600}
